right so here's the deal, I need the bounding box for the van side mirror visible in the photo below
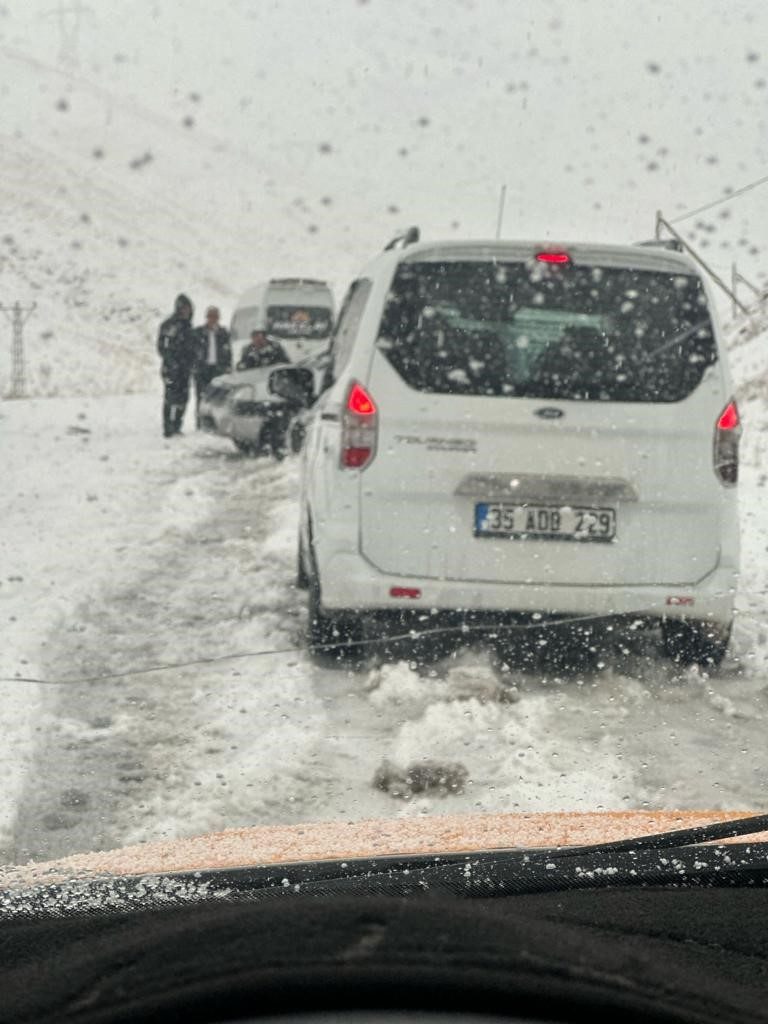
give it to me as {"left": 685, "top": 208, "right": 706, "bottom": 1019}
{"left": 268, "top": 366, "right": 315, "bottom": 407}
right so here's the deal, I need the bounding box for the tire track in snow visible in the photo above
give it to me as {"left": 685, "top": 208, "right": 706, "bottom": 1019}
{"left": 8, "top": 443, "right": 302, "bottom": 862}
{"left": 9, "top": 431, "right": 768, "bottom": 864}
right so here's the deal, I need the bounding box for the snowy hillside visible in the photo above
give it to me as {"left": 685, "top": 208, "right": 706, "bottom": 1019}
{"left": 0, "top": 0, "right": 767, "bottom": 395}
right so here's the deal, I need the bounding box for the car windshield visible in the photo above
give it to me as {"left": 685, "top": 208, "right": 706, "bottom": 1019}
{"left": 379, "top": 260, "right": 717, "bottom": 401}
{"left": 1, "top": 0, "right": 767, "bottom": 924}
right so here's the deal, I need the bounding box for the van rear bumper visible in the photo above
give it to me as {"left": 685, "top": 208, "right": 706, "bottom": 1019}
{"left": 319, "top": 552, "right": 737, "bottom": 626}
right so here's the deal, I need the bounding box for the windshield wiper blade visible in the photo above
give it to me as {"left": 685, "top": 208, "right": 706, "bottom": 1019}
{"left": 4, "top": 815, "right": 767, "bottom": 918}
{"left": 204, "top": 814, "right": 768, "bottom": 898}
{"left": 640, "top": 316, "right": 713, "bottom": 359}
{"left": 265, "top": 813, "right": 768, "bottom": 899}
{"left": 281, "top": 816, "right": 768, "bottom": 898}
{"left": 545, "top": 811, "right": 768, "bottom": 859}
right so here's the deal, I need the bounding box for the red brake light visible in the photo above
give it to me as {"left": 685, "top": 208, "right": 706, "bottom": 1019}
{"left": 536, "top": 251, "right": 570, "bottom": 264}
{"left": 347, "top": 382, "right": 376, "bottom": 416}
{"left": 343, "top": 447, "right": 372, "bottom": 469}
{"left": 390, "top": 586, "right": 422, "bottom": 599}
{"left": 714, "top": 399, "right": 741, "bottom": 486}
{"left": 341, "top": 381, "right": 378, "bottom": 470}
{"left": 717, "top": 401, "right": 740, "bottom": 431}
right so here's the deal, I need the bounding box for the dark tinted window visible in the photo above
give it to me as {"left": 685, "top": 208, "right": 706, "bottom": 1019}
{"left": 266, "top": 305, "right": 333, "bottom": 339}
{"left": 204, "top": 383, "right": 233, "bottom": 402}
{"left": 378, "top": 260, "right": 717, "bottom": 402}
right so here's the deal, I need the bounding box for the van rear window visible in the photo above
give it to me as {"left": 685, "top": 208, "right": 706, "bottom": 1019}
{"left": 266, "top": 305, "right": 333, "bottom": 339}
{"left": 378, "top": 261, "right": 717, "bottom": 402}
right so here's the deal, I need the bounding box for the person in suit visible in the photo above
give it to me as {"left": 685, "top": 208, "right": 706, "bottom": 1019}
{"left": 193, "top": 306, "right": 232, "bottom": 426}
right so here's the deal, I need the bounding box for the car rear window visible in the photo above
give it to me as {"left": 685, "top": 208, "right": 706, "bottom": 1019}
{"left": 377, "top": 260, "right": 717, "bottom": 402}
{"left": 204, "top": 383, "right": 233, "bottom": 402}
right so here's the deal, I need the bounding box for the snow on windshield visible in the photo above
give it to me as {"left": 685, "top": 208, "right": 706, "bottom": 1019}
{"left": 1, "top": 1, "right": 767, "bottom": 871}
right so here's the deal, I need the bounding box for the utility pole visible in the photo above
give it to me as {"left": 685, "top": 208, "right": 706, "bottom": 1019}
{"left": 44, "top": 0, "right": 94, "bottom": 68}
{"left": 1, "top": 302, "right": 36, "bottom": 399}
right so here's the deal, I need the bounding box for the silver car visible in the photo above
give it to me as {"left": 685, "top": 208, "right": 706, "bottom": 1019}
{"left": 199, "top": 352, "right": 328, "bottom": 457}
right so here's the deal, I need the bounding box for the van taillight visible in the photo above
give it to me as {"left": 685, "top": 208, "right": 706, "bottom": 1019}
{"left": 714, "top": 399, "right": 741, "bottom": 486}
{"left": 341, "top": 381, "right": 378, "bottom": 469}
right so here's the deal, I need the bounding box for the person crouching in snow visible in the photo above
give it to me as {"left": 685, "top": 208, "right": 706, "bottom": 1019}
{"left": 236, "top": 329, "right": 289, "bottom": 370}
{"left": 157, "top": 293, "right": 197, "bottom": 437}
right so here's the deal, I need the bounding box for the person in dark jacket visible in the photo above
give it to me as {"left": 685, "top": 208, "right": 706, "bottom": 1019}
{"left": 192, "top": 306, "right": 231, "bottom": 426}
{"left": 157, "top": 293, "right": 196, "bottom": 437}
{"left": 236, "top": 330, "right": 290, "bottom": 371}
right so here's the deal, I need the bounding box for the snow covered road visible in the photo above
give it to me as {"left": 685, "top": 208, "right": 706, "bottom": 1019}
{"left": 2, "top": 376, "right": 768, "bottom": 866}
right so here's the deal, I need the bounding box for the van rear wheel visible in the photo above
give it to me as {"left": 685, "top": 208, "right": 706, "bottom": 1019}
{"left": 307, "top": 552, "right": 363, "bottom": 661}
{"left": 308, "top": 585, "right": 363, "bottom": 662}
{"left": 661, "top": 619, "right": 731, "bottom": 670}
{"left": 296, "top": 535, "right": 310, "bottom": 590}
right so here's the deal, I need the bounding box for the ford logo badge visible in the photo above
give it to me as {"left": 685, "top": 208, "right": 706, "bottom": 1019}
{"left": 534, "top": 407, "right": 564, "bottom": 420}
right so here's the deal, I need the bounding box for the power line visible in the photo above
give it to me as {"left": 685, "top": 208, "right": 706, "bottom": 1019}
{"left": 0, "top": 599, "right": 763, "bottom": 688}
{"left": 671, "top": 170, "right": 768, "bottom": 224}
{"left": 0, "top": 646, "right": 300, "bottom": 686}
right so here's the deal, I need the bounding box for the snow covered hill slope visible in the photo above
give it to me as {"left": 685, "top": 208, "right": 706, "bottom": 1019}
{"left": 0, "top": 1, "right": 767, "bottom": 396}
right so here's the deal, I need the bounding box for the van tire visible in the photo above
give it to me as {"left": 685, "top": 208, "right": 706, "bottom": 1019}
{"left": 296, "top": 535, "right": 310, "bottom": 590}
{"left": 661, "top": 619, "right": 731, "bottom": 670}
{"left": 289, "top": 420, "right": 306, "bottom": 453}
{"left": 307, "top": 549, "right": 362, "bottom": 661}
{"left": 260, "top": 420, "right": 288, "bottom": 461}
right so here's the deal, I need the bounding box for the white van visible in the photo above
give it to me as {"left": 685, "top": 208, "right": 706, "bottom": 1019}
{"left": 230, "top": 278, "right": 335, "bottom": 364}
{"left": 292, "top": 235, "right": 741, "bottom": 667}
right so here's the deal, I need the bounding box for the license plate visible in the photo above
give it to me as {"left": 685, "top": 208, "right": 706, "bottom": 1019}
{"left": 475, "top": 503, "right": 616, "bottom": 541}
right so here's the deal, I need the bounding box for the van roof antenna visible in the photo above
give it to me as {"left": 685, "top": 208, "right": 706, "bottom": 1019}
{"left": 384, "top": 226, "right": 420, "bottom": 251}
